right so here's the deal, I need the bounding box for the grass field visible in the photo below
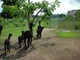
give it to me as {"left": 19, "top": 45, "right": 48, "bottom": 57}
{"left": 56, "top": 30, "right": 80, "bottom": 38}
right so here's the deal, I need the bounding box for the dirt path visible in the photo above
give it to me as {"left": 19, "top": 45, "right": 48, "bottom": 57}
{"left": 0, "top": 28, "right": 80, "bottom": 60}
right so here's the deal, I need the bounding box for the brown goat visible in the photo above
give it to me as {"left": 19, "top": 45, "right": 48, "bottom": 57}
{"left": 4, "top": 34, "right": 12, "bottom": 55}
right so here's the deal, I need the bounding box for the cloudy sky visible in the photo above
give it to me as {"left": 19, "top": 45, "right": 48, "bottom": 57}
{"left": 0, "top": 0, "right": 80, "bottom": 14}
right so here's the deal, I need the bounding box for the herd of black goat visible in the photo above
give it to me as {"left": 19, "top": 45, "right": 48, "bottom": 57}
{"left": 0, "top": 22, "right": 44, "bottom": 55}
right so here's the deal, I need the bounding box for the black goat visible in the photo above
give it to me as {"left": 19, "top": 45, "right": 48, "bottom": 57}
{"left": 23, "top": 30, "right": 33, "bottom": 49}
{"left": 0, "top": 26, "right": 3, "bottom": 36}
{"left": 18, "top": 30, "right": 33, "bottom": 49}
{"left": 4, "top": 33, "right": 12, "bottom": 55}
{"left": 37, "top": 27, "right": 44, "bottom": 39}
{"left": 18, "top": 31, "right": 24, "bottom": 48}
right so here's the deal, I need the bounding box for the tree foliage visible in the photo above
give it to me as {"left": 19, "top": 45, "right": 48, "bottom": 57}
{"left": 1, "top": 0, "right": 26, "bottom": 19}
{"left": 1, "top": 5, "right": 17, "bottom": 18}
{"left": 76, "top": 11, "right": 80, "bottom": 21}
{"left": 1, "top": 0, "right": 17, "bottom": 6}
{"left": 1, "top": 0, "right": 61, "bottom": 21}
{"left": 32, "top": 0, "right": 61, "bottom": 22}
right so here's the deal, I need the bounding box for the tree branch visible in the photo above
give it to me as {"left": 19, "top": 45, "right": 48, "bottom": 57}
{"left": 32, "top": 8, "right": 42, "bottom": 23}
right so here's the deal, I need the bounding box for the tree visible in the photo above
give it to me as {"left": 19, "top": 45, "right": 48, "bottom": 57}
{"left": 32, "top": 0, "right": 60, "bottom": 22}
{"left": 1, "top": 5, "right": 18, "bottom": 19}
{"left": 1, "top": 0, "right": 26, "bottom": 18}
{"left": 76, "top": 11, "right": 80, "bottom": 21}
{"left": 67, "top": 15, "right": 74, "bottom": 21}
{"left": 1, "top": 0, "right": 60, "bottom": 31}
{"left": 14, "top": 0, "right": 61, "bottom": 31}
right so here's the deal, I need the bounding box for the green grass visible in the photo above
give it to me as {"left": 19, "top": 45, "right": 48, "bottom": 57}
{"left": 57, "top": 30, "right": 80, "bottom": 38}
{"left": 0, "top": 19, "right": 50, "bottom": 44}
{"left": 0, "top": 26, "right": 27, "bottom": 44}
{"left": 59, "top": 21, "right": 80, "bottom": 30}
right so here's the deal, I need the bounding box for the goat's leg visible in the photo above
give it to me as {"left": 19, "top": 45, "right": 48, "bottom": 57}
{"left": 8, "top": 45, "right": 10, "bottom": 53}
{"left": 4, "top": 44, "right": 7, "bottom": 55}
{"left": 18, "top": 38, "right": 22, "bottom": 48}
{"left": 9, "top": 44, "right": 11, "bottom": 53}
{"left": 37, "top": 33, "right": 39, "bottom": 39}
{"left": 24, "top": 38, "right": 27, "bottom": 49}
{"left": 38, "top": 33, "right": 41, "bottom": 39}
{"left": 7, "top": 45, "right": 10, "bottom": 53}
{"left": 40, "top": 33, "right": 42, "bottom": 38}
{"left": 30, "top": 37, "right": 32, "bottom": 45}
{"left": 18, "top": 42, "right": 21, "bottom": 48}
{"left": 27, "top": 38, "right": 30, "bottom": 48}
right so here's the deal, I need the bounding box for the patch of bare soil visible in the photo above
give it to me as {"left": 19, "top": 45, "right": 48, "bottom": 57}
{"left": 0, "top": 28, "right": 80, "bottom": 60}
